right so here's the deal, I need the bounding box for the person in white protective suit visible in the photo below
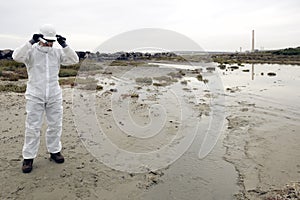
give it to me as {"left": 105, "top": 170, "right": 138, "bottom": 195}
{"left": 12, "top": 24, "right": 79, "bottom": 173}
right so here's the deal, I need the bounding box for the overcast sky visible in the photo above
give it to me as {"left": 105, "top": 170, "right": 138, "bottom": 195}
{"left": 1, "top": 0, "right": 299, "bottom": 52}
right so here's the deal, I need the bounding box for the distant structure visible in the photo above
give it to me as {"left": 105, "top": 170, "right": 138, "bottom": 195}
{"left": 252, "top": 30, "right": 255, "bottom": 52}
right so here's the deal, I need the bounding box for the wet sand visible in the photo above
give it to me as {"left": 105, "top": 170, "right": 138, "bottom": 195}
{"left": 221, "top": 63, "right": 300, "bottom": 199}
{"left": 0, "top": 62, "right": 299, "bottom": 199}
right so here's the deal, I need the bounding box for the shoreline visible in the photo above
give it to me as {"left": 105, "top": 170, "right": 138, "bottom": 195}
{"left": 223, "top": 91, "right": 300, "bottom": 199}
{"left": 211, "top": 52, "right": 300, "bottom": 65}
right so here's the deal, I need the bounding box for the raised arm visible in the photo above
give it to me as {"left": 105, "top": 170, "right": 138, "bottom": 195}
{"left": 12, "top": 42, "right": 32, "bottom": 64}
{"left": 56, "top": 35, "right": 79, "bottom": 66}
{"left": 12, "top": 34, "right": 42, "bottom": 64}
{"left": 60, "top": 46, "right": 79, "bottom": 66}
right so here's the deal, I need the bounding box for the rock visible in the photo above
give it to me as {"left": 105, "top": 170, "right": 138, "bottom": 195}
{"left": 218, "top": 64, "right": 226, "bottom": 70}
{"left": 267, "top": 72, "right": 276, "bottom": 76}
{"left": 241, "top": 108, "right": 249, "bottom": 112}
{"left": 76, "top": 162, "right": 85, "bottom": 169}
{"left": 229, "top": 66, "right": 239, "bottom": 70}
{"left": 96, "top": 85, "right": 103, "bottom": 91}
{"left": 0, "top": 49, "right": 13, "bottom": 59}
{"left": 135, "top": 77, "right": 153, "bottom": 85}
{"left": 153, "top": 82, "right": 166, "bottom": 87}
{"left": 228, "top": 87, "right": 242, "bottom": 93}
{"left": 109, "top": 88, "right": 117, "bottom": 92}
{"left": 196, "top": 74, "right": 203, "bottom": 81}
{"left": 130, "top": 93, "right": 139, "bottom": 98}
{"left": 180, "top": 80, "right": 188, "bottom": 85}
{"left": 206, "top": 67, "right": 216, "bottom": 71}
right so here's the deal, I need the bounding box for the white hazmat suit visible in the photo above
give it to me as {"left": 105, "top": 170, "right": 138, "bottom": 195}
{"left": 13, "top": 42, "right": 79, "bottom": 159}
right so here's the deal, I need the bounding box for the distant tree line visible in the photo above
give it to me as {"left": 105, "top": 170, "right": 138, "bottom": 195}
{"left": 0, "top": 49, "right": 178, "bottom": 61}
{"left": 271, "top": 47, "right": 300, "bottom": 55}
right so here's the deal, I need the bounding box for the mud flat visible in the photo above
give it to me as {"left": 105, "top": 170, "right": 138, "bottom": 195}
{"left": 221, "top": 63, "right": 300, "bottom": 199}
{"left": 0, "top": 61, "right": 299, "bottom": 199}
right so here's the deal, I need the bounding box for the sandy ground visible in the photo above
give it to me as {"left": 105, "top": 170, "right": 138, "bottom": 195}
{"left": 0, "top": 89, "right": 160, "bottom": 200}
{"left": 0, "top": 62, "right": 299, "bottom": 200}
{"left": 224, "top": 94, "right": 300, "bottom": 199}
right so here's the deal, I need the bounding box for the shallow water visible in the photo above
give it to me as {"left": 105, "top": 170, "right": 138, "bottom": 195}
{"left": 135, "top": 63, "right": 237, "bottom": 199}
{"left": 73, "top": 62, "right": 300, "bottom": 199}
{"left": 219, "top": 63, "right": 300, "bottom": 114}
{"left": 140, "top": 62, "right": 300, "bottom": 199}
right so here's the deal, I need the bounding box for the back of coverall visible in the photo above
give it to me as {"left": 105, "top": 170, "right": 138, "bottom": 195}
{"left": 12, "top": 42, "right": 79, "bottom": 159}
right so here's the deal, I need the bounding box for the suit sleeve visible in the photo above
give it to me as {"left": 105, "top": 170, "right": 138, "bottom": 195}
{"left": 60, "top": 46, "right": 79, "bottom": 66}
{"left": 12, "top": 42, "right": 32, "bottom": 64}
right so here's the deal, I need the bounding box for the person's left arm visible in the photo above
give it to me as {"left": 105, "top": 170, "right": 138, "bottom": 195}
{"left": 60, "top": 46, "right": 79, "bottom": 66}
{"left": 57, "top": 35, "right": 79, "bottom": 65}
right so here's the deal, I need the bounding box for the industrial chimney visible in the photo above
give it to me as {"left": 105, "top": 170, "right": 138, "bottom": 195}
{"left": 252, "top": 30, "right": 255, "bottom": 52}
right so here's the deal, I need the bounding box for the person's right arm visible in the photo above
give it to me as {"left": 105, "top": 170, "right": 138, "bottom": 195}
{"left": 12, "top": 42, "right": 32, "bottom": 64}
{"left": 12, "top": 34, "right": 42, "bottom": 63}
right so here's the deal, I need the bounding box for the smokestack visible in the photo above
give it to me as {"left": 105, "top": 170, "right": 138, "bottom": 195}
{"left": 252, "top": 30, "right": 255, "bottom": 52}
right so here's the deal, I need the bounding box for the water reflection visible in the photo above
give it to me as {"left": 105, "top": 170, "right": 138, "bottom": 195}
{"left": 216, "top": 62, "right": 300, "bottom": 107}
{"left": 216, "top": 62, "right": 286, "bottom": 81}
{"left": 153, "top": 61, "right": 300, "bottom": 107}
{"left": 252, "top": 64, "right": 254, "bottom": 80}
